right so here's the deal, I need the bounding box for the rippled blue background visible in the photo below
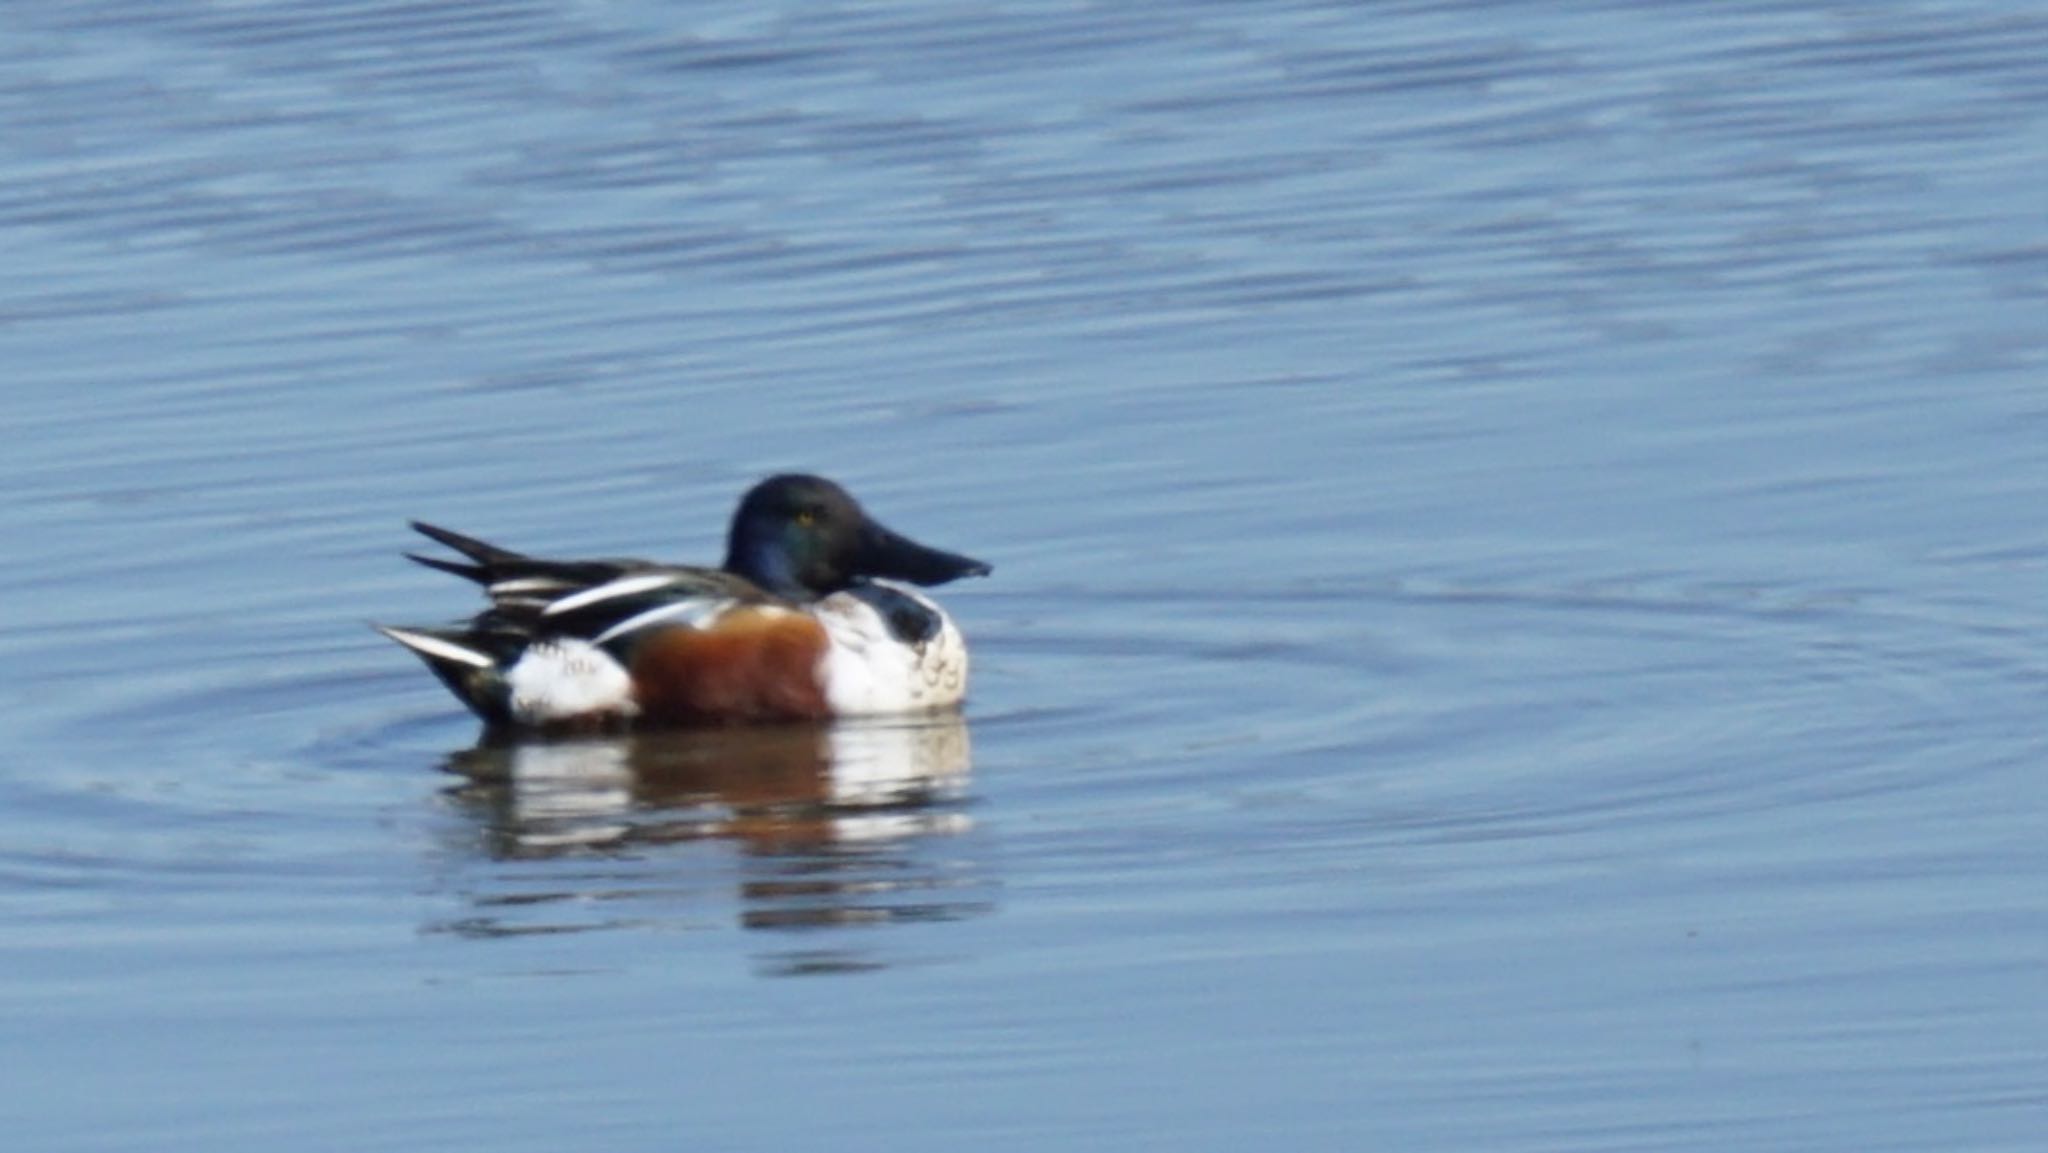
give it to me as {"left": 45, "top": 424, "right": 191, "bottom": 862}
{"left": 3, "top": 3, "right": 2044, "bottom": 1150}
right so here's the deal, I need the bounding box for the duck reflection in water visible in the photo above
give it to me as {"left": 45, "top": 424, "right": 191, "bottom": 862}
{"left": 432, "top": 714, "right": 991, "bottom": 971}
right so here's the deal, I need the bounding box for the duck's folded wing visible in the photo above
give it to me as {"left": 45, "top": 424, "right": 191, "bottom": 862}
{"left": 527, "top": 566, "right": 773, "bottom": 646}
{"left": 403, "top": 522, "right": 779, "bottom": 645}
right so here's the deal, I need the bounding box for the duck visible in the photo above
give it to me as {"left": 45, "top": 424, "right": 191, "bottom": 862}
{"left": 378, "top": 474, "right": 990, "bottom": 731}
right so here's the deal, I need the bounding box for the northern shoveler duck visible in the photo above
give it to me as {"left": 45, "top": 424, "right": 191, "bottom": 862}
{"left": 378, "top": 474, "right": 991, "bottom": 731}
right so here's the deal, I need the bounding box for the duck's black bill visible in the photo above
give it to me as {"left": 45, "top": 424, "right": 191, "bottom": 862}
{"left": 858, "top": 521, "right": 992, "bottom": 587}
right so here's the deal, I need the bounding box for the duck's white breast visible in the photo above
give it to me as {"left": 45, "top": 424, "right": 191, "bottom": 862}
{"left": 812, "top": 586, "right": 971, "bottom": 716}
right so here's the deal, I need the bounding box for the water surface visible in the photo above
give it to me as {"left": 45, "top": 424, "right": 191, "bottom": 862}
{"left": 2, "top": 3, "right": 2044, "bottom": 1150}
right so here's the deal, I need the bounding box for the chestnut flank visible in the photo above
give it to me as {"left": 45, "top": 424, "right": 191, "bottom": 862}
{"left": 627, "top": 608, "right": 831, "bottom": 723}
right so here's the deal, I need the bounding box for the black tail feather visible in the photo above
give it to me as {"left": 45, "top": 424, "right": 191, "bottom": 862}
{"left": 404, "top": 521, "right": 649, "bottom": 604}
{"left": 410, "top": 521, "right": 530, "bottom": 566}
{"left": 404, "top": 551, "right": 487, "bottom": 583}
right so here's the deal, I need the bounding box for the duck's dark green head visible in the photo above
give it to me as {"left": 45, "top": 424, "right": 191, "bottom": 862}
{"left": 723, "top": 474, "right": 991, "bottom": 601}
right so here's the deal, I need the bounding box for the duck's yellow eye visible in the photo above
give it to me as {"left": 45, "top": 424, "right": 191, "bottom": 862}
{"left": 794, "top": 510, "right": 817, "bottom": 527}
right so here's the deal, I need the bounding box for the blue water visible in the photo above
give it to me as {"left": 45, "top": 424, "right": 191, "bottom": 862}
{"left": 2, "top": 2, "right": 2044, "bottom": 1150}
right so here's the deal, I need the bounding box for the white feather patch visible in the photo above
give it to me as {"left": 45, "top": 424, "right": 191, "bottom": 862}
{"left": 591, "top": 597, "right": 737, "bottom": 645}
{"left": 379, "top": 626, "right": 494, "bottom": 669}
{"left": 542, "top": 572, "right": 683, "bottom": 616}
{"left": 489, "top": 577, "right": 576, "bottom": 596}
{"left": 504, "top": 638, "right": 640, "bottom": 724}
